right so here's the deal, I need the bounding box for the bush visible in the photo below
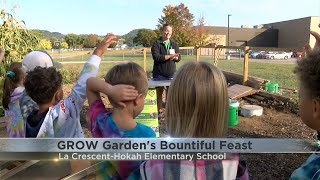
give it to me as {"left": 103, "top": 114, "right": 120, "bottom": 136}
{"left": 0, "top": 10, "right": 39, "bottom": 77}
{"left": 59, "top": 68, "right": 79, "bottom": 84}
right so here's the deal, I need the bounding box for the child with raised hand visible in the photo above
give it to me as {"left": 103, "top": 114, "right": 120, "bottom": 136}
{"left": 2, "top": 62, "right": 25, "bottom": 137}
{"left": 23, "top": 33, "right": 116, "bottom": 138}
{"left": 86, "top": 62, "right": 156, "bottom": 179}
{"left": 134, "top": 61, "right": 248, "bottom": 180}
{"left": 290, "top": 29, "right": 320, "bottom": 179}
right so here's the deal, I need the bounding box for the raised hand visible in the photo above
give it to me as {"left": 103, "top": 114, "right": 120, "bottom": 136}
{"left": 304, "top": 30, "right": 320, "bottom": 55}
{"left": 93, "top": 33, "right": 117, "bottom": 57}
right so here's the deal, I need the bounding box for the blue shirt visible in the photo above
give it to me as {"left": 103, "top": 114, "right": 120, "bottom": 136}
{"left": 87, "top": 99, "right": 156, "bottom": 179}
{"left": 290, "top": 153, "right": 320, "bottom": 179}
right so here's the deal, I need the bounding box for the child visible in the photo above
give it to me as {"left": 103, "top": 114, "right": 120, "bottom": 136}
{"left": 23, "top": 34, "right": 116, "bottom": 138}
{"left": 134, "top": 61, "right": 249, "bottom": 180}
{"left": 20, "top": 50, "right": 56, "bottom": 122}
{"left": 290, "top": 30, "right": 320, "bottom": 179}
{"left": 2, "top": 62, "right": 25, "bottom": 137}
{"left": 23, "top": 34, "right": 117, "bottom": 175}
{"left": 86, "top": 62, "right": 156, "bottom": 179}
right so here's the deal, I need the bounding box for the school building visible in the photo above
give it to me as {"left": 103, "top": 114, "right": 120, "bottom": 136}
{"left": 203, "top": 16, "right": 320, "bottom": 49}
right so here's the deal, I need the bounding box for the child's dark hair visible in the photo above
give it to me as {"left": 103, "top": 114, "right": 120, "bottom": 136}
{"left": 294, "top": 50, "right": 320, "bottom": 98}
{"left": 2, "top": 62, "right": 24, "bottom": 109}
{"left": 162, "top": 23, "right": 171, "bottom": 29}
{"left": 24, "top": 66, "right": 62, "bottom": 105}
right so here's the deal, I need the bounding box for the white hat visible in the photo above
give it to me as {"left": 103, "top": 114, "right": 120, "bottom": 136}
{"left": 22, "top": 50, "right": 55, "bottom": 73}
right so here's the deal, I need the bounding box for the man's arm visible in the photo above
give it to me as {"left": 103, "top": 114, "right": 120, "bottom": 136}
{"left": 151, "top": 42, "right": 175, "bottom": 62}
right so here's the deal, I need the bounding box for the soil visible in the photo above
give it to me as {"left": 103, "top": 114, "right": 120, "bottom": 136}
{"left": 0, "top": 84, "right": 317, "bottom": 180}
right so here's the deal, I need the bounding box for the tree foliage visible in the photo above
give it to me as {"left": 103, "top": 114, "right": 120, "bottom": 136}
{"left": 37, "top": 39, "right": 52, "bottom": 50}
{"left": 120, "top": 29, "right": 141, "bottom": 47}
{"left": 194, "top": 16, "right": 209, "bottom": 46}
{"left": 84, "top": 34, "right": 100, "bottom": 48}
{"left": 157, "top": 3, "right": 195, "bottom": 46}
{"left": 61, "top": 41, "right": 68, "bottom": 49}
{"left": 133, "top": 29, "right": 157, "bottom": 47}
{"left": 64, "top": 33, "right": 84, "bottom": 49}
{"left": 0, "top": 9, "right": 39, "bottom": 76}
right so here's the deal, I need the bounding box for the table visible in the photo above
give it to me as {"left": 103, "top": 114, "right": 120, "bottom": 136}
{"left": 148, "top": 79, "right": 172, "bottom": 88}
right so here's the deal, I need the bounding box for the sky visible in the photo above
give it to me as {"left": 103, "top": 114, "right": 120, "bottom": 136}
{"left": 2, "top": 0, "right": 320, "bottom": 35}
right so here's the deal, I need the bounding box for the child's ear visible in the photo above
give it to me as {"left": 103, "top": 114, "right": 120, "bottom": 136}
{"left": 53, "top": 89, "right": 63, "bottom": 104}
{"left": 133, "top": 94, "right": 144, "bottom": 106}
{"left": 312, "top": 99, "right": 320, "bottom": 119}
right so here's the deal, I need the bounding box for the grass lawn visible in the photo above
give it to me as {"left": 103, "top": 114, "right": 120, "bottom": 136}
{"left": 57, "top": 54, "right": 299, "bottom": 101}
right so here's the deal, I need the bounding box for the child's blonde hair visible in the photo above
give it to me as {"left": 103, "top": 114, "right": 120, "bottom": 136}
{"left": 166, "top": 61, "right": 228, "bottom": 138}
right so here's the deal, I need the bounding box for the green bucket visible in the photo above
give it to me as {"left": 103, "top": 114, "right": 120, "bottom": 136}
{"left": 229, "top": 100, "right": 239, "bottom": 126}
{"left": 265, "top": 82, "right": 278, "bottom": 94}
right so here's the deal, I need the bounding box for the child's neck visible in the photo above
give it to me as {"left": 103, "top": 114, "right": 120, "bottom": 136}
{"left": 38, "top": 104, "right": 51, "bottom": 114}
{"left": 112, "top": 108, "right": 137, "bottom": 130}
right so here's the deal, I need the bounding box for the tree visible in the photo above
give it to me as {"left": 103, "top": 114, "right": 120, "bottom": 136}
{"left": 133, "top": 29, "right": 157, "bottom": 47}
{"left": 61, "top": 42, "right": 68, "bottom": 49}
{"left": 194, "top": 15, "right": 209, "bottom": 46}
{"left": 157, "top": 3, "right": 195, "bottom": 46}
{"left": 64, "top": 33, "right": 84, "bottom": 49}
{"left": 37, "top": 39, "right": 52, "bottom": 50}
{"left": 84, "top": 34, "right": 100, "bottom": 48}
{"left": 0, "top": 9, "right": 39, "bottom": 76}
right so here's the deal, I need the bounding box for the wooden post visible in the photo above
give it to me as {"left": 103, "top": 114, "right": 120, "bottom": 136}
{"left": 214, "top": 47, "right": 218, "bottom": 66}
{"left": 243, "top": 46, "right": 249, "bottom": 85}
{"left": 143, "top": 48, "right": 147, "bottom": 72}
{"left": 196, "top": 47, "right": 200, "bottom": 62}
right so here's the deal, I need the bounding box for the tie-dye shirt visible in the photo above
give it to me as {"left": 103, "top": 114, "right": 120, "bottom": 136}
{"left": 20, "top": 90, "right": 38, "bottom": 123}
{"left": 290, "top": 152, "right": 320, "bottom": 180}
{"left": 87, "top": 99, "right": 156, "bottom": 179}
{"left": 23, "top": 55, "right": 101, "bottom": 138}
{"left": 4, "top": 87, "right": 25, "bottom": 138}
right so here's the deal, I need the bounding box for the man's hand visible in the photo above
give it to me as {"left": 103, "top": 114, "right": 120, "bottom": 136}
{"left": 108, "top": 85, "right": 139, "bottom": 108}
{"left": 172, "top": 53, "right": 179, "bottom": 60}
{"left": 165, "top": 54, "right": 179, "bottom": 61}
{"left": 93, "top": 33, "right": 117, "bottom": 57}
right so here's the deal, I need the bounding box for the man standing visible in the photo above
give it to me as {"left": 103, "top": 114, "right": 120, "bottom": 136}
{"left": 151, "top": 24, "right": 180, "bottom": 113}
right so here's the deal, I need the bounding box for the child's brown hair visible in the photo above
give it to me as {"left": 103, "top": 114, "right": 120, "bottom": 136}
{"left": 2, "top": 62, "right": 24, "bottom": 109}
{"left": 294, "top": 50, "right": 320, "bottom": 98}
